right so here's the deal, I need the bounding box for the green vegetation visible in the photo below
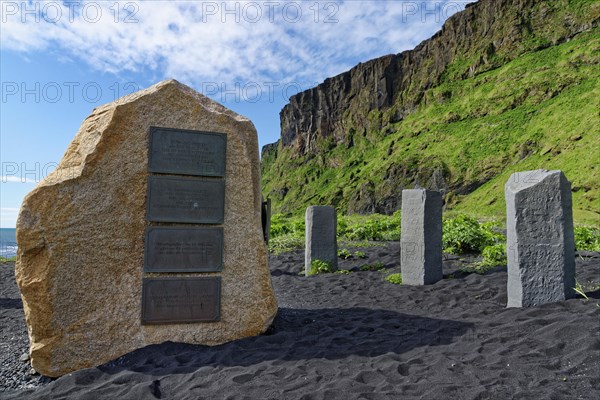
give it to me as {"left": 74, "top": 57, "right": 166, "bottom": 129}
{"left": 268, "top": 214, "right": 306, "bottom": 254}
{"left": 480, "top": 243, "right": 507, "bottom": 267}
{"left": 336, "top": 269, "right": 352, "bottom": 275}
{"left": 573, "top": 281, "right": 590, "bottom": 301}
{"left": 269, "top": 213, "right": 600, "bottom": 264}
{"left": 269, "top": 234, "right": 304, "bottom": 255}
{"left": 442, "top": 214, "right": 505, "bottom": 254}
{"left": 385, "top": 273, "right": 402, "bottom": 285}
{"left": 270, "top": 214, "right": 305, "bottom": 237}
{"left": 353, "top": 251, "right": 367, "bottom": 259}
{"left": 308, "top": 259, "right": 335, "bottom": 276}
{"left": 0, "top": 256, "right": 16, "bottom": 263}
{"left": 574, "top": 226, "right": 600, "bottom": 252}
{"left": 337, "top": 249, "right": 352, "bottom": 259}
{"left": 268, "top": 213, "right": 399, "bottom": 254}
{"left": 338, "top": 212, "right": 401, "bottom": 241}
{"left": 442, "top": 215, "right": 507, "bottom": 274}
{"left": 360, "top": 262, "right": 385, "bottom": 272}
{"left": 263, "top": 26, "right": 600, "bottom": 226}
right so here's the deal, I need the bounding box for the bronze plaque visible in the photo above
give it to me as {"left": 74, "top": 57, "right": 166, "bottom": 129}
{"left": 144, "top": 227, "right": 223, "bottom": 273}
{"left": 148, "top": 127, "right": 226, "bottom": 177}
{"left": 141, "top": 277, "right": 221, "bottom": 324}
{"left": 147, "top": 176, "right": 224, "bottom": 224}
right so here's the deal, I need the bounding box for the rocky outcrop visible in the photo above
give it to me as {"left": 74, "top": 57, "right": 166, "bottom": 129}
{"left": 261, "top": 141, "right": 279, "bottom": 159}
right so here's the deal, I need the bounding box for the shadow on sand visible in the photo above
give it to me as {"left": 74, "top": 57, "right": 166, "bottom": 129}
{"left": 92, "top": 307, "right": 473, "bottom": 376}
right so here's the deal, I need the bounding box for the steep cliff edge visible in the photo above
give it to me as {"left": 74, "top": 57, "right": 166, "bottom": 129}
{"left": 262, "top": 0, "right": 600, "bottom": 223}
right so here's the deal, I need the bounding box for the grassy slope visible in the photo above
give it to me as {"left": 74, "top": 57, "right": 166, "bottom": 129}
{"left": 263, "top": 28, "right": 600, "bottom": 226}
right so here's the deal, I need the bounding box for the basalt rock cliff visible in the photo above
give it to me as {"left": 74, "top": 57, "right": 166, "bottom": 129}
{"left": 262, "top": 0, "right": 599, "bottom": 222}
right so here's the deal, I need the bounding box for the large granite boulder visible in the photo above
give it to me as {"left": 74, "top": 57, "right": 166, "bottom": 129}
{"left": 16, "top": 80, "right": 277, "bottom": 377}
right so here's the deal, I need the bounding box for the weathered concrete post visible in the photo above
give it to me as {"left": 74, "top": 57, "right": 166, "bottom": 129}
{"left": 400, "top": 189, "right": 443, "bottom": 285}
{"left": 505, "top": 169, "right": 575, "bottom": 307}
{"left": 305, "top": 206, "right": 337, "bottom": 275}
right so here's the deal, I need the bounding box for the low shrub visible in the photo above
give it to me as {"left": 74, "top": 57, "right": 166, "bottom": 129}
{"left": 271, "top": 212, "right": 401, "bottom": 247}
{"left": 338, "top": 211, "right": 401, "bottom": 241}
{"left": 337, "top": 249, "right": 352, "bottom": 259}
{"left": 308, "top": 259, "right": 334, "bottom": 276}
{"left": 336, "top": 269, "right": 352, "bottom": 275}
{"left": 385, "top": 273, "right": 402, "bottom": 285}
{"left": 442, "top": 215, "right": 504, "bottom": 254}
{"left": 353, "top": 251, "right": 367, "bottom": 259}
{"left": 480, "top": 243, "right": 507, "bottom": 267}
{"left": 270, "top": 214, "right": 304, "bottom": 238}
{"left": 574, "top": 226, "right": 600, "bottom": 252}
{"left": 360, "top": 262, "right": 385, "bottom": 271}
{"left": 268, "top": 233, "right": 304, "bottom": 254}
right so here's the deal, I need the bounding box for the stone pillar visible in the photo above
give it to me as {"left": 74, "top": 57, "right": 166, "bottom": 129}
{"left": 505, "top": 169, "right": 575, "bottom": 307}
{"left": 400, "top": 189, "right": 443, "bottom": 285}
{"left": 305, "top": 206, "right": 337, "bottom": 275}
{"left": 261, "top": 197, "right": 271, "bottom": 245}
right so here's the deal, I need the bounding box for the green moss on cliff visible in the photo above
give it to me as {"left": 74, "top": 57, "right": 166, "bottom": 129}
{"left": 262, "top": 24, "right": 599, "bottom": 225}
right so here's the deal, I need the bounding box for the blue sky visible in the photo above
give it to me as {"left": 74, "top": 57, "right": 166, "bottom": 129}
{"left": 0, "top": 0, "right": 467, "bottom": 228}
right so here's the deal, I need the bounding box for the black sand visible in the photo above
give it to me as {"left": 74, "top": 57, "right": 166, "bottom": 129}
{"left": 1, "top": 244, "right": 599, "bottom": 399}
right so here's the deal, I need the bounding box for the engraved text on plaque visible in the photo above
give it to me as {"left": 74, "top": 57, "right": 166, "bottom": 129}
{"left": 141, "top": 277, "right": 221, "bottom": 324}
{"left": 148, "top": 127, "right": 226, "bottom": 177}
{"left": 146, "top": 176, "right": 225, "bottom": 224}
{"left": 144, "top": 227, "right": 224, "bottom": 273}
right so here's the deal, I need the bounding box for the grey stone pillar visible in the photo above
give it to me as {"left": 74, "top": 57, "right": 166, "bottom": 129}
{"left": 305, "top": 206, "right": 337, "bottom": 275}
{"left": 400, "top": 189, "right": 443, "bottom": 285}
{"left": 505, "top": 169, "right": 575, "bottom": 307}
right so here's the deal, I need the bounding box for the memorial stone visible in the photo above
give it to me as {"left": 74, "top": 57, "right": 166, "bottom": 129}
{"left": 305, "top": 206, "right": 338, "bottom": 275}
{"left": 16, "top": 80, "right": 277, "bottom": 377}
{"left": 505, "top": 169, "right": 576, "bottom": 307}
{"left": 400, "top": 189, "right": 443, "bottom": 285}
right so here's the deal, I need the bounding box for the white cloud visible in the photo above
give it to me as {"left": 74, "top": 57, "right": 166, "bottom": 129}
{"left": 1, "top": 1, "right": 466, "bottom": 91}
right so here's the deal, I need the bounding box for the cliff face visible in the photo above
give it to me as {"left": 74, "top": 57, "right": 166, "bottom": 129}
{"left": 278, "top": 0, "right": 596, "bottom": 155}
{"left": 262, "top": 0, "right": 600, "bottom": 219}
{"left": 279, "top": 55, "right": 397, "bottom": 153}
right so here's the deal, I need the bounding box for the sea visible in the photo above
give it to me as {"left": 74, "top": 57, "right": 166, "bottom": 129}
{"left": 0, "top": 228, "right": 17, "bottom": 258}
